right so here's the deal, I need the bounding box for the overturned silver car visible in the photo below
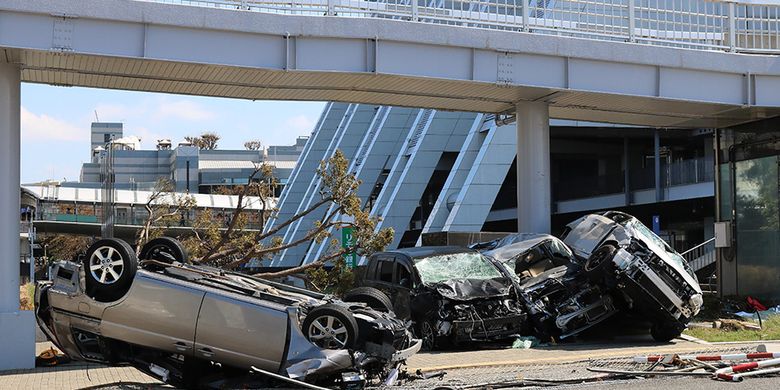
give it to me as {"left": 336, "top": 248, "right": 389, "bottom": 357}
{"left": 35, "top": 238, "right": 421, "bottom": 388}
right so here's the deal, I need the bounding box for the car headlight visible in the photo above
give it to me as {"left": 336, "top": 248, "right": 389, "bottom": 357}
{"left": 689, "top": 294, "right": 704, "bottom": 313}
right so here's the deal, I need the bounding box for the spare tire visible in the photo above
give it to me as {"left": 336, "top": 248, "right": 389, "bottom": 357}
{"left": 83, "top": 238, "right": 138, "bottom": 302}
{"left": 302, "top": 304, "right": 359, "bottom": 350}
{"left": 139, "top": 237, "right": 188, "bottom": 270}
{"left": 343, "top": 287, "right": 394, "bottom": 313}
{"left": 584, "top": 244, "right": 617, "bottom": 284}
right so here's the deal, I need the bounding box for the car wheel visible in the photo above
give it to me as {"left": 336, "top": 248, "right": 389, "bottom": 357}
{"left": 342, "top": 287, "right": 394, "bottom": 313}
{"left": 303, "top": 304, "right": 359, "bottom": 350}
{"left": 83, "top": 238, "right": 138, "bottom": 302}
{"left": 139, "top": 237, "right": 188, "bottom": 270}
{"left": 651, "top": 322, "right": 682, "bottom": 342}
{"left": 584, "top": 244, "right": 617, "bottom": 283}
{"left": 418, "top": 320, "right": 437, "bottom": 351}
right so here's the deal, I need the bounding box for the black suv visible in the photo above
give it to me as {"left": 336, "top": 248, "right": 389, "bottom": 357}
{"left": 350, "top": 246, "right": 525, "bottom": 350}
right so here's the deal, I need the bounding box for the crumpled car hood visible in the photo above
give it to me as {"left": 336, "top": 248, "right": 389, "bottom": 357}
{"left": 430, "top": 278, "right": 512, "bottom": 301}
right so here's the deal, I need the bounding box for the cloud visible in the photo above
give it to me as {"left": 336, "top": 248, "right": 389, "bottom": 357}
{"left": 20, "top": 106, "right": 85, "bottom": 141}
{"left": 155, "top": 99, "right": 216, "bottom": 121}
{"left": 284, "top": 114, "right": 316, "bottom": 135}
{"left": 95, "top": 98, "right": 216, "bottom": 124}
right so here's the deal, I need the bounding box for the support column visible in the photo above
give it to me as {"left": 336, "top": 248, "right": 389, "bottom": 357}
{"left": 623, "top": 137, "right": 631, "bottom": 206}
{"left": 516, "top": 102, "right": 551, "bottom": 233}
{"left": 0, "top": 63, "right": 35, "bottom": 371}
{"left": 654, "top": 129, "right": 662, "bottom": 202}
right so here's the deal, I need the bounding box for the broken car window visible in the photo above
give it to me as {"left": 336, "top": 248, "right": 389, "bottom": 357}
{"left": 625, "top": 219, "right": 692, "bottom": 274}
{"left": 415, "top": 253, "right": 503, "bottom": 284}
{"left": 379, "top": 260, "right": 394, "bottom": 283}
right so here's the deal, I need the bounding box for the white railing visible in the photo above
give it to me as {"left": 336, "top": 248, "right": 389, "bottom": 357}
{"left": 138, "top": 0, "right": 780, "bottom": 53}
{"left": 681, "top": 237, "right": 716, "bottom": 272}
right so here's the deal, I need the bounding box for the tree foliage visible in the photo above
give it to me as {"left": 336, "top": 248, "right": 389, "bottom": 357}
{"left": 38, "top": 234, "right": 91, "bottom": 262}
{"left": 134, "top": 178, "right": 197, "bottom": 255}
{"left": 185, "top": 132, "right": 220, "bottom": 150}
{"left": 132, "top": 149, "right": 393, "bottom": 292}
{"left": 244, "top": 140, "right": 263, "bottom": 151}
{"left": 177, "top": 149, "right": 393, "bottom": 282}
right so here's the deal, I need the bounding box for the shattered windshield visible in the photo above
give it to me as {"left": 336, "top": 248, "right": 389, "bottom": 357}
{"left": 415, "top": 252, "right": 503, "bottom": 284}
{"left": 626, "top": 219, "right": 693, "bottom": 274}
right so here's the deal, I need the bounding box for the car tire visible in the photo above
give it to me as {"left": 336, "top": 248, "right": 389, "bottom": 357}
{"left": 584, "top": 244, "right": 617, "bottom": 284}
{"left": 139, "top": 237, "right": 188, "bottom": 270}
{"left": 418, "top": 320, "right": 437, "bottom": 351}
{"left": 83, "top": 238, "right": 138, "bottom": 302}
{"left": 342, "top": 287, "right": 394, "bottom": 313}
{"left": 303, "top": 304, "right": 359, "bottom": 350}
{"left": 651, "top": 322, "right": 682, "bottom": 342}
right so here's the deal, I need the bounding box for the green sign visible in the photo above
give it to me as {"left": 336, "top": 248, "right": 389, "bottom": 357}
{"left": 341, "top": 226, "right": 357, "bottom": 268}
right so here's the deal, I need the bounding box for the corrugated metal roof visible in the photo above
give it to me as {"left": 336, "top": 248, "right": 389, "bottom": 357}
{"left": 266, "top": 160, "right": 297, "bottom": 170}
{"left": 23, "top": 185, "right": 276, "bottom": 210}
{"left": 198, "top": 160, "right": 259, "bottom": 170}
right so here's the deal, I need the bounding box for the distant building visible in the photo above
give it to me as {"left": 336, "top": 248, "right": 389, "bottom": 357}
{"left": 74, "top": 122, "right": 307, "bottom": 194}
{"left": 89, "top": 122, "right": 123, "bottom": 154}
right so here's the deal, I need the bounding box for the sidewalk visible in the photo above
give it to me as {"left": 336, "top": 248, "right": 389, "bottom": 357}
{"left": 3, "top": 340, "right": 776, "bottom": 389}
{"left": 407, "top": 338, "right": 712, "bottom": 371}
{"left": 0, "top": 343, "right": 165, "bottom": 390}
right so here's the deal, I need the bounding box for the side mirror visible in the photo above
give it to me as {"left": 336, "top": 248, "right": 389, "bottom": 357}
{"left": 399, "top": 277, "right": 411, "bottom": 288}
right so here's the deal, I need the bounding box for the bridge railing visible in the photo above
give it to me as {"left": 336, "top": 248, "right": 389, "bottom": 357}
{"left": 140, "top": 0, "right": 780, "bottom": 54}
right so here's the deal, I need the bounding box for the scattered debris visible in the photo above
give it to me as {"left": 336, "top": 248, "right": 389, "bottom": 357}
{"left": 715, "top": 319, "right": 762, "bottom": 331}
{"left": 589, "top": 345, "right": 780, "bottom": 383}
{"left": 35, "top": 347, "right": 71, "bottom": 367}
{"left": 511, "top": 336, "right": 543, "bottom": 349}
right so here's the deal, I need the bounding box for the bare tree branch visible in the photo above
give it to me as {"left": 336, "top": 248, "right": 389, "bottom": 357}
{"left": 253, "top": 249, "right": 347, "bottom": 279}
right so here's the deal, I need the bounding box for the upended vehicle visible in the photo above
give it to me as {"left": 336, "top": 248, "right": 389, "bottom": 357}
{"left": 480, "top": 234, "right": 618, "bottom": 340}
{"left": 479, "top": 211, "right": 703, "bottom": 342}
{"left": 35, "top": 237, "right": 421, "bottom": 388}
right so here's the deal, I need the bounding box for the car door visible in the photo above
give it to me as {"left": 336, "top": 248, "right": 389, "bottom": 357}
{"left": 369, "top": 255, "right": 413, "bottom": 319}
{"left": 193, "top": 291, "right": 289, "bottom": 371}
{"left": 100, "top": 272, "right": 205, "bottom": 356}
{"left": 391, "top": 259, "right": 414, "bottom": 320}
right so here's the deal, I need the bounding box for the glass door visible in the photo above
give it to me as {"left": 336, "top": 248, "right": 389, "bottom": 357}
{"left": 734, "top": 155, "right": 780, "bottom": 298}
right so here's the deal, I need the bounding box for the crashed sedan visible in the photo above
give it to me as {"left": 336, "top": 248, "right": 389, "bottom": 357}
{"left": 353, "top": 247, "right": 525, "bottom": 350}
{"left": 35, "top": 237, "right": 420, "bottom": 388}
{"left": 561, "top": 211, "right": 703, "bottom": 341}
{"left": 481, "top": 234, "right": 617, "bottom": 340}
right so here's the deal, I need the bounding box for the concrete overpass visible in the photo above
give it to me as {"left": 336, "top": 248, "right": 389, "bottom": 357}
{"left": 1, "top": 0, "right": 780, "bottom": 370}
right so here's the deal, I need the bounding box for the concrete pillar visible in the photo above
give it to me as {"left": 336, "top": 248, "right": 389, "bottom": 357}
{"left": 516, "top": 102, "right": 551, "bottom": 233}
{"left": 623, "top": 137, "right": 630, "bottom": 206}
{"left": 0, "top": 63, "right": 35, "bottom": 370}
{"left": 654, "top": 129, "right": 662, "bottom": 202}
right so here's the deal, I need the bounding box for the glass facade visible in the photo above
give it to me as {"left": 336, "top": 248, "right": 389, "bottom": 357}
{"left": 718, "top": 121, "right": 780, "bottom": 299}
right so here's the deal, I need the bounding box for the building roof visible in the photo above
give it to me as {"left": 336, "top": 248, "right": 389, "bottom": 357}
{"left": 198, "top": 160, "right": 260, "bottom": 170}
{"left": 198, "top": 159, "right": 297, "bottom": 170}
{"left": 22, "top": 185, "right": 276, "bottom": 210}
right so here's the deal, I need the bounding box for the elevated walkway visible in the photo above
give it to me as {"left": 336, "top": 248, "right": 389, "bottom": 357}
{"left": 1, "top": 0, "right": 780, "bottom": 127}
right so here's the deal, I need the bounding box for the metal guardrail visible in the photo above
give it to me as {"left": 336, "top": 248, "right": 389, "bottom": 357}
{"left": 140, "top": 0, "right": 780, "bottom": 54}
{"left": 681, "top": 237, "right": 716, "bottom": 272}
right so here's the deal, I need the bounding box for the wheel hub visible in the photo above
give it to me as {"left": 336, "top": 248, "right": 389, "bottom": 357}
{"left": 307, "top": 315, "right": 348, "bottom": 349}
{"left": 89, "top": 246, "right": 125, "bottom": 285}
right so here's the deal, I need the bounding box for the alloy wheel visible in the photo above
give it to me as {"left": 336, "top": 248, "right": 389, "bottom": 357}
{"left": 307, "top": 315, "right": 349, "bottom": 349}
{"left": 88, "top": 246, "right": 125, "bottom": 285}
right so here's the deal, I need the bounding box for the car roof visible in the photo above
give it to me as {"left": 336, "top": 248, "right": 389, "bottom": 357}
{"left": 484, "top": 234, "right": 559, "bottom": 259}
{"left": 379, "top": 246, "right": 476, "bottom": 260}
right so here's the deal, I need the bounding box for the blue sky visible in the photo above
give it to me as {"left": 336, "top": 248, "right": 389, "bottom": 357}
{"left": 20, "top": 83, "right": 326, "bottom": 183}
